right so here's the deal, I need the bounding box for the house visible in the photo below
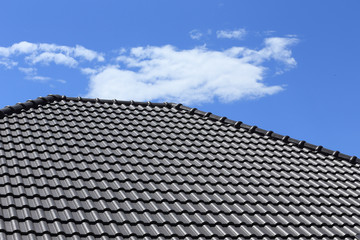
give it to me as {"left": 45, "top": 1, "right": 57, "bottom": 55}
{"left": 0, "top": 94, "right": 359, "bottom": 239}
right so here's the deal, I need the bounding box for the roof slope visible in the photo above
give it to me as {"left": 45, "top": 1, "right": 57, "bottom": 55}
{"left": 0, "top": 94, "right": 359, "bottom": 239}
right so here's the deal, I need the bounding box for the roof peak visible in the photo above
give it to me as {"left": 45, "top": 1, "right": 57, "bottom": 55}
{"left": 0, "top": 94, "right": 358, "bottom": 165}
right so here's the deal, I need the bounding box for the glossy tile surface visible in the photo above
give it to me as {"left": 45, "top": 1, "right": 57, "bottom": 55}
{"left": 0, "top": 96, "right": 359, "bottom": 239}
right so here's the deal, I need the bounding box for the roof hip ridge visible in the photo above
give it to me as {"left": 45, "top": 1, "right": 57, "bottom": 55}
{"left": 0, "top": 94, "right": 358, "bottom": 165}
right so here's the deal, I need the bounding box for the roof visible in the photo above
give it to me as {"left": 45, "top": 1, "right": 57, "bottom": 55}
{"left": 0, "top": 94, "right": 359, "bottom": 239}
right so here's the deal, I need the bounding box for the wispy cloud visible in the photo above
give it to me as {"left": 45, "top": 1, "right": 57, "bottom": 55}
{"left": 86, "top": 37, "right": 298, "bottom": 104}
{"left": 18, "top": 67, "right": 50, "bottom": 82}
{"left": 189, "top": 29, "right": 203, "bottom": 40}
{"left": 18, "top": 67, "right": 36, "bottom": 75}
{"left": 57, "top": 79, "right": 67, "bottom": 84}
{"left": 216, "top": 28, "right": 247, "bottom": 40}
{"left": 0, "top": 41, "right": 104, "bottom": 68}
{"left": 224, "top": 37, "right": 298, "bottom": 66}
{"left": 0, "top": 59, "right": 17, "bottom": 69}
{"left": 28, "top": 75, "right": 51, "bottom": 82}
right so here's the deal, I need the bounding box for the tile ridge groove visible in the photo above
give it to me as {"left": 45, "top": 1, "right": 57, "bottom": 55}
{"left": 0, "top": 227, "right": 333, "bottom": 239}
{"left": 1, "top": 188, "right": 358, "bottom": 212}
{"left": 0, "top": 213, "right": 355, "bottom": 230}
{"left": 3, "top": 156, "right": 358, "bottom": 188}
{"left": 174, "top": 103, "right": 359, "bottom": 165}
{"left": 1, "top": 177, "right": 357, "bottom": 202}
{"left": 2, "top": 141, "right": 340, "bottom": 174}
{"left": 3, "top": 147, "right": 343, "bottom": 180}
{"left": 1, "top": 197, "right": 356, "bottom": 219}
{"left": 5, "top": 166, "right": 358, "bottom": 196}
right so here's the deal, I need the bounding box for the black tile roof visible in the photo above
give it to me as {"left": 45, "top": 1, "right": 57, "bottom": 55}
{"left": 0, "top": 94, "right": 359, "bottom": 239}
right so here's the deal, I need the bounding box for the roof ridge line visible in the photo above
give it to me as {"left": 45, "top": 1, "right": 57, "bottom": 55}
{"left": 174, "top": 103, "right": 359, "bottom": 165}
{"left": 0, "top": 94, "right": 62, "bottom": 119}
{"left": 61, "top": 96, "right": 172, "bottom": 107}
{"left": 0, "top": 95, "right": 172, "bottom": 119}
{"left": 0, "top": 94, "right": 358, "bottom": 165}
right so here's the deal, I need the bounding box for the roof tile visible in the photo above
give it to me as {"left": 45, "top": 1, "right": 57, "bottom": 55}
{"left": 0, "top": 95, "right": 359, "bottom": 239}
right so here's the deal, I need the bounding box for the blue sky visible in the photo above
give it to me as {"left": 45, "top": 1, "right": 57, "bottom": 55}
{"left": 0, "top": 1, "right": 359, "bottom": 157}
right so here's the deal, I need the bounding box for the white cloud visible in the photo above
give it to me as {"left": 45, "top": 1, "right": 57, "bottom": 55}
{"left": 74, "top": 45, "right": 105, "bottom": 62}
{"left": 0, "top": 48, "right": 9, "bottom": 57}
{"left": 217, "top": 28, "right": 247, "bottom": 40}
{"left": 0, "top": 38, "right": 298, "bottom": 103}
{"left": 224, "top": 37, "right": 298, "bottom": 66}
{"left": 0, "top": 41, "right": 37, "bottom": 57}
{"left": 57, "top": 79, "right": 67, "bottom": 84}
{"left": 0, "top": 59, "right": 17, "bottom": 69}
{"left": 86, "top": 37, "right": 297, "bottom": 104}
{"left": 189, "top": 30, "right": 203, "bottom": 40}
{"left": 0, "top": 41, "right": 104, "bottom": 68}
{"left": 27, "top": 52, "right": 78, "bottom": 67}
{"left": 27, "top": 75, "right": 51, "bottom": 82}
{"left": 18, "top": 67, "right": 36, "bottom": 75}
{"left": 18, "top": 66, "right": 50, "bottom": 82}
{"left": 81, "top": 67, "right": 99, "bottom": 75}
{"left": 11, "top": 41, "right": 38, "bottom": 55}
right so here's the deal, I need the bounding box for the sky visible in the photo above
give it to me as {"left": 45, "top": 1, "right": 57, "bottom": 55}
{"left": 0, "top": 1, "right": 359, "bottom": 157}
